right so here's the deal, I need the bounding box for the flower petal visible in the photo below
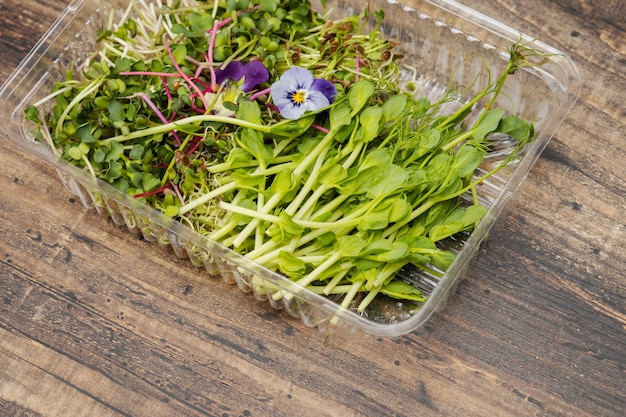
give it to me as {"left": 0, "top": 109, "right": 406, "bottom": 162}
{"left": 311, "top": 78, "right": 337, "bottom": 103}
{"left": 303, "top": 89, "right": 331, "bottom": 111}
{"left": 275, "top": 101, "right": 307, "bottom": 120}
{"left": 215, "top": 61, "right": 244, "bottom": 85}
{"left": 272, "top": 91, "right": 306, "bottom": 120}
{"left": 281, "top": 67, "right": 315, "bottom": 90}
{"left": 240, "top": 61, "right": 270, "bottom": 92}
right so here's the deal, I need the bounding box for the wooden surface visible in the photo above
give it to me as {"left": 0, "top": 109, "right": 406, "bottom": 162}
{"left": 1, "top": 0, "right": 624, "bottom": 416}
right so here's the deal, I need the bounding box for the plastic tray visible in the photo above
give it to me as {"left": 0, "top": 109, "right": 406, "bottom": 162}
{"left": 0, "top": 0, "right": 581, "bottom": 338}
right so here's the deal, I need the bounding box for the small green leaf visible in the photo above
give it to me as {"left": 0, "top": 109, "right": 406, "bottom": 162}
{"left": 269, "top": 168, "right": 297, "bottom": 197}
{"left": 329, "top": 101, "right": 352, "bottom": 129}
{"left": 105, "top": 141, "right": 125, "bottom": 162}
{"left": 107, "top": 100, "right": 126, "bottom": 122}
{"left": 129, "top": 144, "right": 144, "bottom": 160}
{"left": 430, "top": 250, "right": 456, "bottom": 270}
{"left": 318, "top": 163, "right": 347, "bottom": 187}
{"left": 142, "top": 173, "right": 161, "bottom": 191}
{"left": 235, "top": 100, "right": 263, "bottom": 124}
{"left": 380, "top": 281, "right": 426, "bottom": 301}
{"left": 269, "top": 115, "right": 314, "bottom": 138}
{"left": 259, "top": 0, "right": 279, "bottom": 12}
{"left": 348, "top": 79, "right": 374, "bottom": 112}
{"left": 278, "top": 251, "right": 306, "bottom": 278}
{"left": 24, "top": 105, "right": 39, "bottom": 123}
{"left": 165, "top": 206, "right": 180, "bottom": 217}
{"left": 68, "top": 146, "right": 84, "bottom": 160}
{"left": 238, "top": 128, "right": 272, "bottom": 167}
{"left": 267, "top": 211, "right": 304, "bottom": 238}
{"left": 334, "top": 235, "right": 366, "bottom": 257}
{"left": 472, "top": 108, "right": 505, "bottom": 140}
{"left": 454, "top": 144, "right": 485, "bottom": 177}
{"left": 359, "top": 106, "right": 383, "bottom": 142}
{"left": 498, "top": 115, "right": 534, "bottom": 142}
{"left": 381, "top": 94, "right": 407, "bottom": 122}
{"left": 76, "top": 124, "right": 97, "bottom": 144}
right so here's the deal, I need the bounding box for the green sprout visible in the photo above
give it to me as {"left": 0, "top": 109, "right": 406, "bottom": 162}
{"left": 26, "top": 0, "right": 544, "bottom": 319}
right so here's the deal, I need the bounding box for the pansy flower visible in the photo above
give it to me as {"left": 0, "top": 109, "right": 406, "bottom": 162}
{"left": 270, "top": 67, "right": 337, "bottom": 120}
{"left": 215, "top": 60, "right": 269, "bottom": 92}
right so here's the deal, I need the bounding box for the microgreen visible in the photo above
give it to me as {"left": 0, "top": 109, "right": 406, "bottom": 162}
{"left": 26, "top": 0, "right": 548, "bottom": 319}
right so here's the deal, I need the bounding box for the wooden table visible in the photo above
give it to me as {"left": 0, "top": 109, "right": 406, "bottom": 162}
{"left": 1, "top": 1, "right": 624, "bottom": 416}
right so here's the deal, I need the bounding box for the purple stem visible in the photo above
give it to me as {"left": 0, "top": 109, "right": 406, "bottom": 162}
{"left": 170, "top": 180, "right": 186, "bottom": 207}
{"left": 162, "top": 35, "right": 209, "bottom": 112}
{"left": 248, "top": 87, "right": 271, "bottom": 102}
{"left": 137, "top": 92, "right": 182, "bottom": 146}
{"left": 312, "top": 124, "right": 330, "bottom": 134}
{"left": 120, "top": 71, "right": 182, "bottom": 77}
{"left": 133, "top": 183, "right": 172, "bottom": 199}
{"left": 207, "top": 19, "right": 219, "bottom": 88}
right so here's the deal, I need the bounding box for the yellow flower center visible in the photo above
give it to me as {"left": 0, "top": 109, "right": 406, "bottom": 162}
{"left": 290, "top": 90, "right": 308, "bottom": 105}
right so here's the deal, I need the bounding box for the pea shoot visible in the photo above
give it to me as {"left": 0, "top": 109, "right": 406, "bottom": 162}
{"left": 26, "top": 0, "right": 544, "bottom": 317}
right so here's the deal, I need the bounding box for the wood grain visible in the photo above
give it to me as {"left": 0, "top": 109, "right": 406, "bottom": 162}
{"left": 1, "top": 0, "right": 624, "bottom": 416}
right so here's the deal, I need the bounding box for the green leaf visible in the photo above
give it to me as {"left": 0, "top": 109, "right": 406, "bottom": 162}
{"left": 113, "top": 58, "right": 132, "bottom": 74}
{"left": 171, "top": 44, "right": 188, "bottom": 65}
{"left": 366, "top": 242, "right": 409, "bottom": 262}
{"left": 231, "top": 170, "right": 265, "bottom": 190}
{"left": 235, "top": 100, "right": 263, "bottom": 124}
{"left": 68, "top": 146, "right": 84, "bottom": 160}
{"left": 362, "top": 239, "right": 394, "bottom": 255}
{"left": 454, "top": 143, "right": 485, "bottom": 177}
{"left": 269, "top": 168, "right": 297, "bottom": 197}
{"left": 105, "top": 141, "right": 125, "bottom": 162}
{"left": 380, "top": 281, "right": 426, "bottom": 301}
{"left": 498, "top": 115, "right": 534, "bottom": 142}
{"left": 107, "top": 100, "right": 126, "bottom": 122}
{"left": 329, "top": 101, "right": 352, "bottom": 130}
{"left": 359, "top": 106, "right": 383, "bottom": 142}
{"left": 348, "top": 79, "right": 374, "bottom": 112}
{"left": 402, "top": 235, "right": 436, "bottom": 251}
{"left": 259, "top": 0, "right": 279, "bottom": 12}
{"left": 381, "top": 94, "right": 407, "bottom": 122}
{"left": 472, "top": 108, "right": 505, "bottom": 140}
{"left": 238, "top": 128, "right": 272, "bottom": 167}
{"left": 105, "top": 160, "right": 123, "bottom": 180}
{"left": 278, "top": 251, "right": 306, "bottom": 278}
{"left": 221, "top": 148, "right": 254, "bottom": 170}
{"left": 428, "top": 204, "right": 487, "bottom": 241}
{"left": 24, "top": 105, "right": 39, "bottom": 123}
{"left": 430, "top": 250, "right": 456, "bottom": 270}
{"left": 319, "top": 163, "right": 348, "bottom": 187}
{"left": 334, "top": 235, "right": 366, "bottom": 257}
{"left": 267, "top": 211, "right": 305, "bottom": 239}
{"left": 359, "top": 206, "right": 392, "bottom": 231}
{"left": 141, "top": 173, "right": 161, "bottom": 191}
{"left": 165, "top": 205, "right": 180, "bottom": 217}
{"left": 93, "top": 147, "right": 107, "bottom": 163}
{"left": 269, "top": 115, "right": 315, "bottom": 138}
{"left": 129, "top": 144, "right": 144, "bottom": 160}
{"left": 463, "top": 204, "right": 488, "bottom": 225}
{"left": 76, "top": 124, "right": 97, "bottom": 144}
{"left": 316, "top": 231, "right": 336, "bottom": 247}
{"left": 387, "top": 197, "right": 411, "bottom": 222}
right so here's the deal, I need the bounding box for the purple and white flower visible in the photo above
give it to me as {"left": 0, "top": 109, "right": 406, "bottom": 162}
{"left": 270, "top": 67, "right": 337, "bottom": 120}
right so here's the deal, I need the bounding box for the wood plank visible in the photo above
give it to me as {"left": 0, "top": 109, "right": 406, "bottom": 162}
{"left": 1, "top": 0, "right": 624, "bottom": 416}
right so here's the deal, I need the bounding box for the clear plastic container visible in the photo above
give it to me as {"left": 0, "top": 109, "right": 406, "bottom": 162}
{"left": 0, "top": 0, "right": 581, "bottom": 338}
